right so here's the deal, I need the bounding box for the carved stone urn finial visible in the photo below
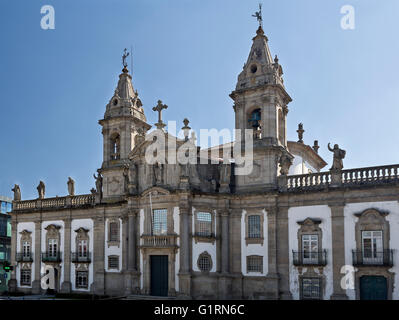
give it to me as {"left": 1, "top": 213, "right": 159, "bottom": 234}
{"left": 297, "top": 123, "right": 304, "bottom": 143}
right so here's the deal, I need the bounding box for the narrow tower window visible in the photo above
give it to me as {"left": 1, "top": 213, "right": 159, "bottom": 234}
{"left": 110, "top": 133, "right": 120, "bottom": 160}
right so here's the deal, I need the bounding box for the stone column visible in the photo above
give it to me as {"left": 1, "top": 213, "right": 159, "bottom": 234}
{"left": 329, "top": 203, "right": 348, "bottom": 300}
{"left": 128, "top": 211, "right": 137, "bottom": 271}
{"left": 61, "top": 217, "right": 72, "bottom": 293}
{"left": 8, "top": 220, "right": 17, "bottom": 292}
{"left": 266, "top": 207, "right": 279, "bottom": 299}
{"left": 229, "top": 209, "right": 243, "bottom": 299}
{"left": 32, "top": 220, "right": 42, "bottom": 294}
{"left": 92, "top": 215, "right": 105, "bottom": 296}
{"left": 178, "top": 206, "right": 191, "bottom": 297}
{"left": 122, "top": 214, "right": 131, "bottom": 295}
{"left": 218, "top": 210, "right": 230, "bottom": 299}
{"left": 276, "top": 205, "right": 292, "bottom": 299}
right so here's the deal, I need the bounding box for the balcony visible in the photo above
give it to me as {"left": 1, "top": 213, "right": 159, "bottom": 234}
{"left": 41, "top": 252, "right": 62, "bottom": 263}
{"left": 140, "top": 234, "right": 178, "bottom": 248}
{"left": 352, "top": 250, "right": 393, "bottom": 267}
{"left": 16, "top": 252, "right": 33, "bottom": 262}
{"left": 293, "top": 250, "right": 327, "bottom": 266}
{"left": 71, "top": 252, "right": 91, "bottom": 263}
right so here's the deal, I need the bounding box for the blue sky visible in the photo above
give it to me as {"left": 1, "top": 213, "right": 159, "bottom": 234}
{"left": 1, "top": 0, "right": 399, "bottom": 199}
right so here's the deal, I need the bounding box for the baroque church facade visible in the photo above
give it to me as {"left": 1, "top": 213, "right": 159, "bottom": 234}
{"left": 8, "top": 25, "right": 399, "bottom": 300}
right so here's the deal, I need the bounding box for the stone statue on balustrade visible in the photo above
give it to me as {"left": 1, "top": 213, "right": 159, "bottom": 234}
{"left": 328, "top": 143, "right": 346, "bottom": 171}
{"left": 67, "top": 177, "right": 75, "bottom": 196}
{"left": 12, "top": 184, "right": 21, "bottom": 201}
{"left": 93, "top": 171, "right": 103, "bottom": 199}
{"left": 37, "top": 181, "right": 45, "bottom": 199}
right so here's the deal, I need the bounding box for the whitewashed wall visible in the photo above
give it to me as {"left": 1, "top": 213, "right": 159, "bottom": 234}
{"left": 288, "top": 205, "right": 333, "bottom": 300}
{"left": 241, "top": 209, "right": 268, "bottom": 276}
{"left": 104, "top": 218, "right": 122, "bottom": 272}
{"left": 289, "top": 155, "right": 317, "bottom": 175}
{"left": 70, "top": 219, "right": 94, "bottom": 291}
{"left": 16, "top": 222, "right": 35, "bottom": 288}
{"left": 191, "top": 207, "right": 217, "bottom": 273}
{"left": 344, "top": 201, "right": 399, "bottom": 300}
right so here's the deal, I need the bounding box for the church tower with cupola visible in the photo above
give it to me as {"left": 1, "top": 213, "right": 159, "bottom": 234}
{"left": 98, "top": 52, "right": 151, "bottom": 200}
{"left": 230, "top": 22, "right": 293, "bottom": 192}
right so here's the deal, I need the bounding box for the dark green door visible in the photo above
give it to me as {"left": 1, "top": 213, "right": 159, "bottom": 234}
{"left": 150, "top": 255, "right": 168, "bottom": 296}
{"left": 360, "top": 276, "right": 387, "bottom": 300}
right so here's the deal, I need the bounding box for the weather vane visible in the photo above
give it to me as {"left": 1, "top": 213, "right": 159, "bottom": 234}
{"left": 122, "top": 48, "right": 130, "bottom": 69}
{"left": 252, "top": 3, "right": 263, "bottom": 28}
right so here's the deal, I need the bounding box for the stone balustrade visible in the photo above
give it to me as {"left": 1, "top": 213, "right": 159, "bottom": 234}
{"left": 12, "top": 194, "right": 95, "bottom": 212}
{"left": 286, "top": 164, "right": 399, "bottom": 192}
{"left": 140, "top": 234, "right": 178, "bottom": 248}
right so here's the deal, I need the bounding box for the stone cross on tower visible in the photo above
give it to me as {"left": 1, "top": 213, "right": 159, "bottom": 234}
{"left": 153, "top": 100, "right": 168, "bottom": 129}
{"left": 122, "top": 48, "right": 130, "bottom": 72}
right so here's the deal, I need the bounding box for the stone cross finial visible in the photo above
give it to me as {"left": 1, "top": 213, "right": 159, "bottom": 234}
{"left": 297, "top": 123, "right": 304, "bottom": 143}
{"left": 313, "top": 140, "right": 319, "bottom": 153}
{"left": 152, "top": 100, "right": 168, "bottom": 129}
{"left": 122, "top": 48, "right": 130, "bottom": 72}
{"left": 182, "top": 118, "right": 191, "bottom": 141}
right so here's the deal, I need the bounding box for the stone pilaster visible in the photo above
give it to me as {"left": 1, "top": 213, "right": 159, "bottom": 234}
{"left": 92, "top": 215, "right": 105, "bottom": 296}
{"left": 229, "top": 209, "right": 243, "bottom": 299}
{"left": 178, "top": 205, "right": 191, "bottom": 298}
{"left": 32, "top": 220, "right": 42, "bottom": 294}
{"left": 276, "top": 205, "right": 292, "bottom": 299}
{"left": 8, "top": 220, "right": 17, "bottom": 292}
{"left": 329, "top": 203, "right": 349, "bottom": 300}
{"left": 218, "top": 210, "right": 231, "bottom": 299}
{"left": 60, "top": 217, "right": 72, "bottom": 293}
{"left": 266, "top": 207, "right": 279, "bottom": 299}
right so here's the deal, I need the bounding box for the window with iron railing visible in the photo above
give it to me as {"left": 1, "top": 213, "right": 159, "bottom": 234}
{"left": 23, "top": 241, "right": 30, "bottom": 258}
{"left": 247, "top": 255, "right": 263, "bottom": 273}
{"left": 78, "top": 240, "right": 88, "bottom": 258}
{"left": 197, "top": 212, "right": 212, "bottom": 237}
{"left": 20, "top": 269, "right": 31, "bottom": 286}
{"left": 301, "top": 277, "right": 322, "bottom": 300}
{"left": 109, "top": 222, "right": 119, "bottom": 242}
{"left": 108, "top": 255, "right": 119, "bottom": 269}
{"left": 198, "top": 252, "right": 212, "bottom": 272}
{"left": 248, "top": 215, "right": 261, "bottom": 238}
{"left": 48, "top": 239, "right": 58, "bottom": 257}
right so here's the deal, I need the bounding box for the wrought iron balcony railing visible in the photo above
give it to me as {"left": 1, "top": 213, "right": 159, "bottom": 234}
{"left": 71, "top": 252, "right": 91, "bottom": 263}
{"left": 41, "top": 252, "right": 62, "bottom": 263}
{"left": 352, "top": 250, "right": 393, "bottom": 267}
{"left": 293, "top": 250, "right": 327, "bottom": 266}
{"left": 16, "top": 252, "right": 33, "bottom": 262}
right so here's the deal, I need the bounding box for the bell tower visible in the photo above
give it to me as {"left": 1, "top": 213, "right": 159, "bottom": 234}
{"left": 230, "top": 25, "right": 293, "bottom": 192}
{"left": 98, "top": 51, "right": 151, "bottom": 200}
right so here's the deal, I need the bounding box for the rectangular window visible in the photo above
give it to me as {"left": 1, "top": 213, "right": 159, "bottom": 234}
{"left": 20, "top": 269, "right": 31, "bottom": 286}
{"left": 78, "top": 240, "right": 88, "bottom": 257}
{"left": 0, "top": 202, "right": 6, "bottom": 214}
{"left": 247, "top": 255, "right": 263, "bottom": 273}
{"left": 76, "top": 271, "right": 88, "bottom": 289}
{"left": 302, "top": 234, "right": 319, "bottom": 264}
{"left": 362, "top": 231, "right": 383, "bottom": 264}
{"left": 108, "top": 256, "right": 119, "bottom": 269}
{"left": 109, "top": 222, "right": 119, "bottom": 242}
{"left": 197, "top": 212, "right": 212, "bottom": 237}
{"left": 248, "top": 215, "right": 261, "bottom": 238}
{"left": 48, "top": 239, "right": 58, "bottom": 257}
{"left": 301, "top": 277, "right": 321, "bottom": 300}
{"left": 23, "top": 241, "right": 30, "bottom": 257}
{"left": 152, "top": 209, "right": 168, "bottom": 235}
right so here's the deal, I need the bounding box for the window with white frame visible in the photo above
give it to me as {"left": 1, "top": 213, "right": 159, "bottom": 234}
{"left": 152, "top": 209, "right": 168, "bottom": 235}
{"left": 48, "top": 238, "right": 58, "bottom": 257}
{"left": 76, "top": 271, "right": 88, "bottom": 289}
{"left": 78, "top": 239, "right": 88, "bottom": 258}
{"left": 301, "top": 277, "right": 322, "bottom": 300}
{"left": 248, "top": 215, "right": 261, "bottom": 238}
{"left": 247, "top": 255, "right": 263, "bottom": 273}
{"left": 20, "top": 269, "right": 31, "bottom": 286}
{"left": 197, "top": 212, "right": 212, "bottom": 237}
{"left": 22, "top": 241, "right": 30, "bottom": 258}
{"left": 301, "top": 234, "right": 319, "bottom": 264}
{"left": 362, "top": 231, "right": 383, "bottom": 263}
{"left": 108, "top": 255, "right": 119, "bottom": 269}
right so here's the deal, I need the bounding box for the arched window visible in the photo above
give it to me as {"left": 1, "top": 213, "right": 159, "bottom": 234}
{"left": 248, "top": 108, "right": 261, "bottom": 139}
{"left": 110, "top": 133, "right": 120, "bottom": 160}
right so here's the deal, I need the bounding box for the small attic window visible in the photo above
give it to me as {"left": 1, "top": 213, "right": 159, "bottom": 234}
{"left": 250, "top": 64, "right": 257, "bottom": 73}
{"left": 113, "top": 99, "right": 118, "bottom": 106}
